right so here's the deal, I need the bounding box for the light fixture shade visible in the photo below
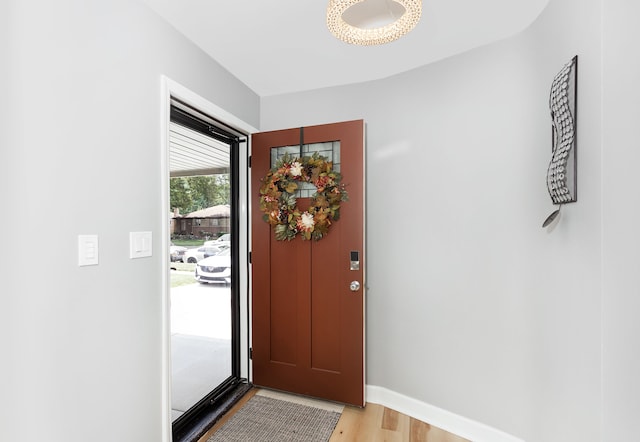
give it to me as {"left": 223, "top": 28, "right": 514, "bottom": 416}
{"left": 327, "top": 0, "right": 422, "bottom": 46}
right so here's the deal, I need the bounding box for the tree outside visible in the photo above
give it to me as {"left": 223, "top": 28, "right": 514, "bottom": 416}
{"left": 170, "top": 175, "right": 230, "bottom": 215}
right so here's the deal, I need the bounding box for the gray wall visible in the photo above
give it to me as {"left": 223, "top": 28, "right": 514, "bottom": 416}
{"left": 601, "top": 1, "right": 640, "bottom": 441}
{"left": 261, "top": 0, "right": 603, "bottom": 440}
{"left": 1, "top": 1, "right": 258, "bottom": 441}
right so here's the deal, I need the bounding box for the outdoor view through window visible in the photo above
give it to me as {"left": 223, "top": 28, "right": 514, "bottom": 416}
{"left": 168, "top": 107, "right": 234, "bottom": 427}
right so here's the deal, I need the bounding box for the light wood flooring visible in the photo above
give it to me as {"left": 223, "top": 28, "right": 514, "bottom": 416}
{"left": 197, "top": 389, "right": 469, "bottom": 442}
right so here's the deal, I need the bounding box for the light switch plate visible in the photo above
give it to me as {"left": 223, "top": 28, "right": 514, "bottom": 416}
{"left": 78, "top": 234, "right": 99, "bottom": 266}
{"left": 130, "top": 231, "right": 152, "bottom": 259}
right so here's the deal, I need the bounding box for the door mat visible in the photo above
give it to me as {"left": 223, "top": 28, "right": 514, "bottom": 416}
{"left": 207, "top": 394, "right": 341, "bottom": 442}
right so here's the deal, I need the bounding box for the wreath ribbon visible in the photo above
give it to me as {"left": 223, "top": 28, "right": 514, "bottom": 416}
{"left": 259, "top": 152, "right": 348, "bottom": 241}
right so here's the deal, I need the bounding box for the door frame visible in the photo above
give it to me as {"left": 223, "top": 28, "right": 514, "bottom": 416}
{"left": 159, "top": 77, "right": 257, "bottom": 442}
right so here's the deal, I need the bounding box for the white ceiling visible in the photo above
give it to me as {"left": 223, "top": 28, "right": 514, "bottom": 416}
{"left": 142, "top": 0, "right": 549, "bottom": 97}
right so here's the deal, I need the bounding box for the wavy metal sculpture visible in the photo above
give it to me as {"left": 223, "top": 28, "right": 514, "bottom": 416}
{"left": 543, "top": 56, "right": 577, "bottom": 227}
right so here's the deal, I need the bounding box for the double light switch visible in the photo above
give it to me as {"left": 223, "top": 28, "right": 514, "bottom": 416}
{"left": 130, "top": 231, "right": 152, "bottom": 259}
{"left": 78, "top": 232, "right": 153, "bottom": 266}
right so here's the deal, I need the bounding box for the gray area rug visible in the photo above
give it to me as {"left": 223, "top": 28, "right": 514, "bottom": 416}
{"left": 207, "top": 395, "right": 341, "bottom": 442}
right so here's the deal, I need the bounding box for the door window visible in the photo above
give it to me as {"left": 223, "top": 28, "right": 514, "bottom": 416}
{"left": 270, "top": 142, "right": 341, "bottom": 198}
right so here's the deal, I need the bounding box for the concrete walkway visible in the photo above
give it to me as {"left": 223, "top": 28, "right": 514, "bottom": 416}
{"left": 170, "top": 282, "right": 232, "bottom": 420}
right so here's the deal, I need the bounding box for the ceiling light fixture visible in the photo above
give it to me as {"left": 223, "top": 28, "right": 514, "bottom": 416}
{"left": 327, "top": 0, "right": 422, "bottom": 46}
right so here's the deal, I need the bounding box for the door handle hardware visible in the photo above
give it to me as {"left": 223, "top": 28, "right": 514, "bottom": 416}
{"left": 350, "top": 281, "right": 361, "bottom": 292}
{"left": 350, "top": 251, "right": 360, "bottom": 270}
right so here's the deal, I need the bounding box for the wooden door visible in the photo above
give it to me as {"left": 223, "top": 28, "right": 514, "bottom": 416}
{"left": 251, "top": 120, "right": 365, "bottom": 406}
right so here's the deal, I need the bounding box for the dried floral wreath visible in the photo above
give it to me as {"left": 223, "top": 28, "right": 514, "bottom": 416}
{"left": 259, "top": 152, "right": 348, "bottom": 241}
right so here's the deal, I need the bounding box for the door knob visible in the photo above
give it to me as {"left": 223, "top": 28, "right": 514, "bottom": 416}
{"left": 350, "top": 281, "right": 361, "bottom": 292}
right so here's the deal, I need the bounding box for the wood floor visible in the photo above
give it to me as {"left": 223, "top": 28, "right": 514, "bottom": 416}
{"left": 197, "top": 389, "right": 469, "bottom": 442}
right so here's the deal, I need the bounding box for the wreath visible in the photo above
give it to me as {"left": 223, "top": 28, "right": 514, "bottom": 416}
{"left": 259, "top": 152, "right": 348, "bottom": 241}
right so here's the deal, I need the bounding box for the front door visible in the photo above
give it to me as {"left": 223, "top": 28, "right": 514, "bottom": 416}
{"left": 251, "top": 120, "right": 365, "bottom": 406}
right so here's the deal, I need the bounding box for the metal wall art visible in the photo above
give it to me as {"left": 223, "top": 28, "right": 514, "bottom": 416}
{"left": 543, "top": 55, "right": 578, "bottom": 228}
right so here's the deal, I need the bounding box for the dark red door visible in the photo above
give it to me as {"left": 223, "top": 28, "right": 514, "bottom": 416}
{"left": 251, "top": 120, "right": 365, "bottom": 406}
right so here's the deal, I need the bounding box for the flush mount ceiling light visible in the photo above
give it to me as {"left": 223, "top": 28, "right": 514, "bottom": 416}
{"left": 327, "top": 0, "right": 422, "bottom": 46}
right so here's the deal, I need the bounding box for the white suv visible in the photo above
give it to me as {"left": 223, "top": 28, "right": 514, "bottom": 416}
{"left": 204, "top": 233, "right": 230, "bottom": 247}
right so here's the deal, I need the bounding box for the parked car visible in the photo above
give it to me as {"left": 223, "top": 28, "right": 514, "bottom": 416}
{"left": 204, "top": 233, "right": 230, "bottom": 248}
{"left": 195, "top": 248, "right": 231, "bottom": 284}
{"left": 170, "top": 242, "right": 187, "bottom": 262}
{"left": 183, "top": 245, "right": 223, "bottom": 263}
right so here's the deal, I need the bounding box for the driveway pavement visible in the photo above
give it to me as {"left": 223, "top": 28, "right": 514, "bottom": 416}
{"left": 170, "top": 282, "right": 231, "bottom": 340}
{"left": 170, "top": 282, "right": 232, "bottom": 420}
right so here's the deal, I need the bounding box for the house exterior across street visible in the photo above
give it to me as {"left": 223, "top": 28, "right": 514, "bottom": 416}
{"left": 171, "top": 205, "right": 230, "bottom": 238}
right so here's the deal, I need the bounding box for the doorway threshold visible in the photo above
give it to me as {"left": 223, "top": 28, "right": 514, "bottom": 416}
{"left": 173, "top": 381, "right": 253, "bottom": 442}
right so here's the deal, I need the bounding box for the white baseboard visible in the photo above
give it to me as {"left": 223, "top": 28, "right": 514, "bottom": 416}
{"left": 365, "top": 385, "right": 525, "bottom": 442}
